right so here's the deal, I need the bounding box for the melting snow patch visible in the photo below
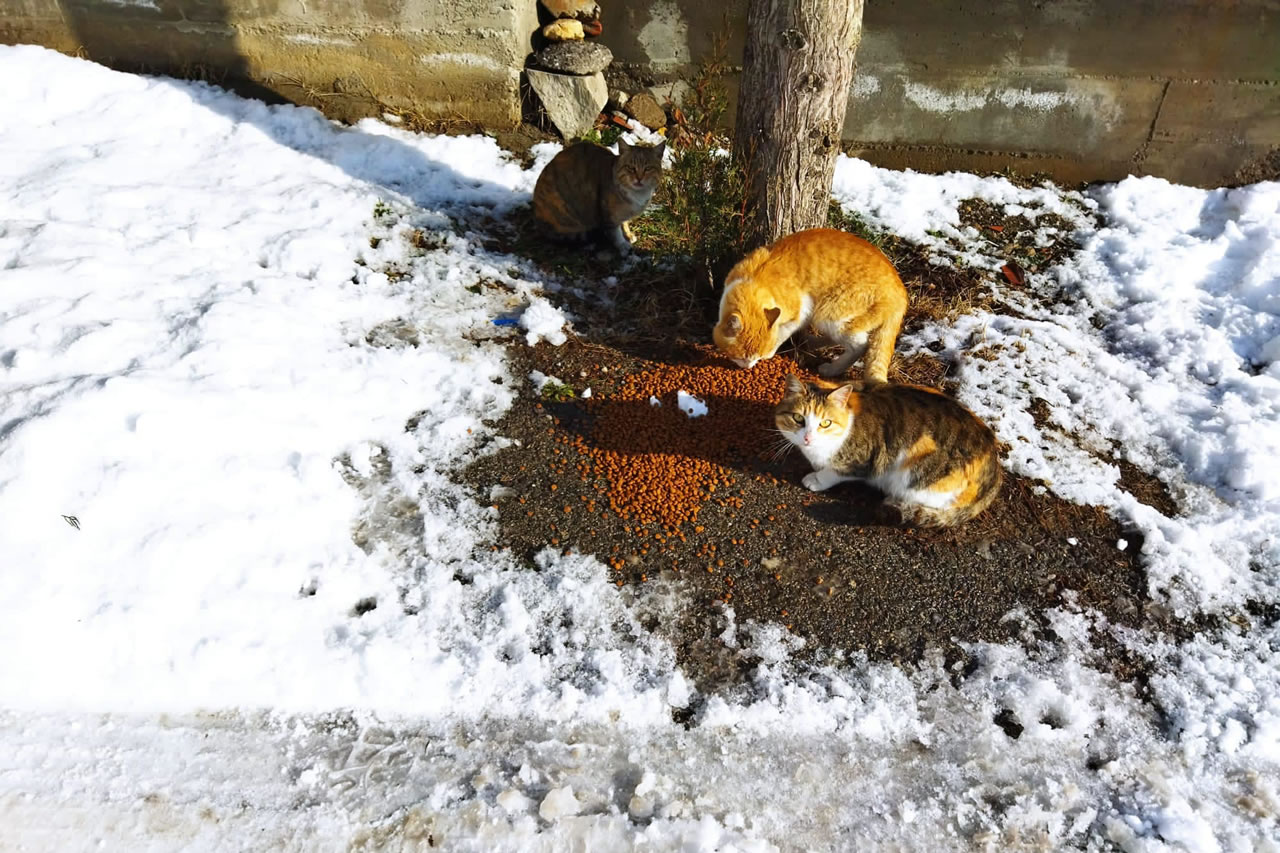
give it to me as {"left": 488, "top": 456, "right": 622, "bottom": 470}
{"left": 677, "top": 390, "right": 708, "bottom": 418}
{"left": 529, "top": 370, "right": 562, "bottom": 394}
{"left": 520, "top": 296, "right": 568, "bottom": 346}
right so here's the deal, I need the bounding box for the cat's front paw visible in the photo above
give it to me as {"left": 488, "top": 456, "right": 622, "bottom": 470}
{"left": 817, "top": 361, "right": 846, "bottom": 378}
{"left": 802, "top": 472, "right": 829, "bottom": 492}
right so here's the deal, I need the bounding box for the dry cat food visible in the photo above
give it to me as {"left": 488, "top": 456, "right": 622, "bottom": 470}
{"left": 567, "top": 347, "right": 805, "bottom": 527}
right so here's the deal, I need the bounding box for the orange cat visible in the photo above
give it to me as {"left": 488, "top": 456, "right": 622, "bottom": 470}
{"left": 776, "top": 375, "right": 1002, "bottom": 527}
{"left": 713, "top": 228, "right": 908, "bottom": 382}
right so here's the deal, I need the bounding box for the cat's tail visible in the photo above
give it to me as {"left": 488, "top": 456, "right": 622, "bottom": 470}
{"left": 955, "top": 451, "right": 1003, "bottom": 524}
{"left": 895, "top": 451, "right": 1004, "bottom": 528}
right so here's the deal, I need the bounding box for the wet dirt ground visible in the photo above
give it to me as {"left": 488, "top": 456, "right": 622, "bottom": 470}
{"left": 465, "top": 338, "right": 1177, "bottom": 694}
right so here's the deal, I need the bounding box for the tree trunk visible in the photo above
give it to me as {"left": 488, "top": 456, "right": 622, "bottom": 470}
{"left": 733, "top": 0, "right": 864, "bottom": 249}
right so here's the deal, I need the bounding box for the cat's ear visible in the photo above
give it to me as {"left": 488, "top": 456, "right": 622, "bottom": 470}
{"left": 724, "top": 312, "right": 743, "bottom": 336}
{"left": 616, "top": 138, "right": 632, "bottom": 153}
{"left": 827, "top": 383, "right": 859, "bottom": 408}
{"left": 783, "top": 374, "right": 806, "bottom": 396}
{"left": 763, "top": 306, "right": 782, "bottom": 329}
{"left": 653, "top": 140, "right": 667, "bottom": 157}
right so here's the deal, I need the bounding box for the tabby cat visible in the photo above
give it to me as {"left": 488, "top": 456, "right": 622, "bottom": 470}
{"left": 532, "top": 139, "right": 665, "bottom": 252}
{"left": 714, "top": 228, "right": 908, "bottom": 382}
{"left": 776, "top": 375, "right": 1002, "bottom": 526}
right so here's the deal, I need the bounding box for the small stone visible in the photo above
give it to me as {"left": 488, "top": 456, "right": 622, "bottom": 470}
{"left": 542, "top": 19, "right": 584, "bottom": 42}
{"left": 623, "top": 92, "right": 666, "bottom": 130}
{"left": 582, "top": 18, "right": 603, "bottom": 36}
{"left": 539, "top": 786, "right": 582, "bottom": 821}
{"left": 526, "top": 69, "right": 607, "bottom": 139}
{"left": 537, "top": 40, "right": 613, "bottom": 75}
{"left": 540, "top": 0, "right": 600, "bottom": 22}
{"left": 608, "top": 89, "right": 629, "bottom": 110}
{"left": 496, "top": 788, "right": 533, "bottom": 814}
{"left": 628, "top": 794, "right": 655, "bottom": 820}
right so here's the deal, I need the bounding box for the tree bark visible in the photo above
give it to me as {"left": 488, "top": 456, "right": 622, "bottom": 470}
{"left": 733, "top": 0, "right": 864, "bottom": 249}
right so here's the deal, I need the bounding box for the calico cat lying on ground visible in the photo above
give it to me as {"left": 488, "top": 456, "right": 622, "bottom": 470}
{"left": 532, "top": 139, "right": 665, "bottom": 252}
{"left": 714, "top": 228, "right": 908, "bottom": 383}
{"left": 776, "top": 375, "right": 1002, "bottom": 527}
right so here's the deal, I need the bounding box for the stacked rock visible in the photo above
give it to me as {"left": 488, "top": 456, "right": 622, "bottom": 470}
{"left": 620, "top": 92, "right": 666, "bottom": 132}
{"left": 527, "top": 0, "right": 612, "bottom": 139}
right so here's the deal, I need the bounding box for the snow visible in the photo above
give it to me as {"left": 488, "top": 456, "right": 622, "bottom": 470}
{"left": 676, "top": 389, "right": 708, "bottom": 418}
{"left": 521, "top": 296, "right": 570, "bottom": 346}
{"left": 528, "top": 369, "right": 564, "bottom": 394}
{"left": 539, "top": 786, "right": 583, "bottom": 821}
{"left": 2, "top": 46, "right": 1279, "bottom": 851}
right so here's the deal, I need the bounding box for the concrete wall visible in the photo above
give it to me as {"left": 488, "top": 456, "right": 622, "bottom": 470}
{"left": 609, "top": 0, "right": 1280, "bottom": 186}
{"left": 0, "top": 0, "right": 539, "bottom": 126}
{"left": 3, "top": 0, "right": 1277, "bottom": 185}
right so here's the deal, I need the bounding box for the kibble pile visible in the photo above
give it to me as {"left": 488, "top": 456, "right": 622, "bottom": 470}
{"left": 567, "top": 348, "right": 804, "bottom": 527}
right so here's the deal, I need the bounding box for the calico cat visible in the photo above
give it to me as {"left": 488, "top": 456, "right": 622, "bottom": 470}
{"left": 713, "top": 228, "right": 908, "bottom": 383}
{"left": 532, "top": 139, "right": 665, "bottom": 252}
{"left": 776, "top": 375, "right": 1002, "bottom": 526}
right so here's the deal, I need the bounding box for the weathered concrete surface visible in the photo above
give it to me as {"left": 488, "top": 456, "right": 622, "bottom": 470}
{"left": 2, "top": 0, "right": 1276, "bottom": 184}
{"left": 606, "top": 0, "right": 1280, "bottom": 187}
{"left": 2, "top": 0, "right": 541, "bottom": 126}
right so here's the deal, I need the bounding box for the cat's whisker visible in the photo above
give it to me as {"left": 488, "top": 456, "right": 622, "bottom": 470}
{"left": 764, "top": 432, "right": 794, "bottom": 462}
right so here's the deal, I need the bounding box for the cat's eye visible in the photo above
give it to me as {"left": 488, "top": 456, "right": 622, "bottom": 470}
{"left": 790, "top": 413, "right": 804, "bottom": 425}
{"left": 819, "top": 419, "right": 833, "bottom": 428}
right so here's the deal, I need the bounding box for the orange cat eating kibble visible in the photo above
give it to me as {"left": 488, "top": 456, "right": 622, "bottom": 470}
{"left": 713, "top": 228, "right": 908, "bottom": 383}
{"left": 776, "top": 375, "right": 1002, "bottom": 527}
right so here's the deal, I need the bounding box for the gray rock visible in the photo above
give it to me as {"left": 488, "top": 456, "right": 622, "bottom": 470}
{"left": 536, "top": 40, "right": 613, "bottom": 75}
{"left": 623, "top": 92, "right": 667, "bottom": 130}
{"left": 526, "top": 69, "right": 607, "bottom": 139}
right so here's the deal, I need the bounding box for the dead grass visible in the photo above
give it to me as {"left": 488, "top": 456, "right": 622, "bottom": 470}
{"left": 889, "top": 352, "right": 952, "bottom": 388}
{"left": 380, "top": 108, "right": 488, "bottom": 137}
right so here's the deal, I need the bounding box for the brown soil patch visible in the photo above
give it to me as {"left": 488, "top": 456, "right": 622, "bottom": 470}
{"left": 1114, "top": 457, "right": 1180, "bottom": 518}
{"left": 466, "top": 340, "right": 1166, "bottom": 691}
{"left": 463, "top": 160, "right": 1181, "bottom": 698}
